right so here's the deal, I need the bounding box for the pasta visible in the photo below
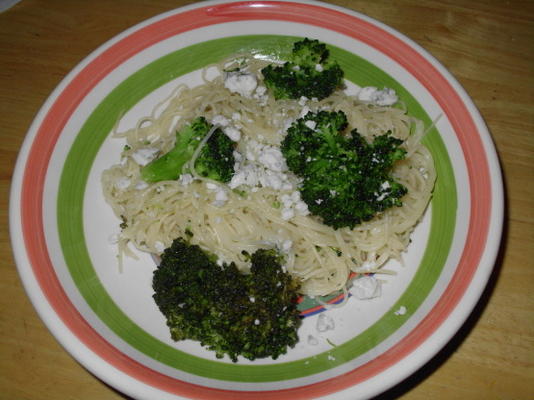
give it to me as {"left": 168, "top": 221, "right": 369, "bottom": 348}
{"left": 101, "top": 54, "right": 435, "bottom": 296}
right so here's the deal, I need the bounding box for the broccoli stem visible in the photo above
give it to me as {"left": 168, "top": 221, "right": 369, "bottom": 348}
{"left": 141, "top": 120, "right": 205, "bottom": 183}
{"left": 139, "top": 116, "right": 235, "bottom": 184}
{"left": 140, "top": 146, "right": 192, "bottom": 182}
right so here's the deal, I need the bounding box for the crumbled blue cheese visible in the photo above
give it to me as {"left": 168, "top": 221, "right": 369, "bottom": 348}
{"left": 228, "top": 163, "right": 259, "bottom": 188}
{"left": 350, "top": 275, "right": 382, "bottom": 299}
{"left": 223, "top": 126, "right": 241, "bottom": 142}
{"left": 233, "top": 150, "right": 243, "bottom": 163}
{"left": 375, "top": 181, "right": 392, "bottom": 201}
{"left": 213, "top": 188, "right": 229, "bottom": 207}
{"left": 394, "top": 306, "right": 407, "bottom": 316}
{"left": 259, "top": 170, "right": 287, "bottom": 190}
{"left": 229, "top": 140, "right": 294, "bottom": 192}
{"left": 280, "top": 192, "right": 297, "bottom": 208}
{"left": 376, "top": 192, "right": 387, "bottom": 201}
{"left": 258, "top": 147, "right": 286, "bottom": 172}
{"left": 224, "top": 71, "right": 258, "bottom": 97}
{"left": 154, "top": 241, "right": 165, "bottom": 253}
{"left": 281, "top": 208, "right": 295, "bottom": 220}
{"left": 357, "top": 86, "right": 398, "bottom": 106}
{"left": 178, "top": 173, "right": 194, "bottom": 186}
{"left": 304, "top": 120, "right": 317, "bottom": 130}
{"left": 206, "top": 183, "right": 229, "bottom": 207}
{"left": 298, "top": 96, "right": 308, "bottom": 106}
{"left": 374, "top": 88, "right": 398, "bottom": 106}
{"left": 280, "top": 239, "right": 292, "bottom": 253}
{"left": 115, "top": 178, "right": 130, "bottom": 190}
{"left": 282, "top": 118, "right": 295, "bottom": 132}
{"left": 253, "top": 85, "right": 268, "bottom": 104}
{"left": 131, "top": 147, "right": 159, "bottom": 166}
{"left": 280, "top": 191, "right": 309, "bottom": 220}
{"left": 212, "top": 115, "right": 230, "bottom": 127}
{"left": 357, "top": 86, "right": 381, "bottom": 102}
{"left": 316, "top": 313, "right": 335, "bottom": 332}
{"left": 229, "top": 139, "right": 310, "bottom": 220}
{"left": 299, "top": 105, "right": 311, "bottom": 118}
{"left": 212, "top": 115, "right": 241, "bottom": 142}
{"left": 294, "top": 201, "right": 309, "bottom": 214}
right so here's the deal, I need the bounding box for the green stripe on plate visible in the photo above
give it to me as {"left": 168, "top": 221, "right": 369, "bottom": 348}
{"left": 57, "top": 35, "right": 456, "bottom": 382}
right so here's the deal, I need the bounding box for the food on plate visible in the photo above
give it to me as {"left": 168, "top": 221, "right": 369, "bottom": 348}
{"left": 261, "top": 38, "right": 344, "bottom": 100}
{"left": 141, "top": 116, "right": 236, "bottom": 184}
{"left": 152, "top": 238, "right": 301, "bottom": 362}
{"left": 281, "top": 109, "right": 408, "bottom": 229}
{"left": 102, "top": 38, "right": 436, "bottom": 360}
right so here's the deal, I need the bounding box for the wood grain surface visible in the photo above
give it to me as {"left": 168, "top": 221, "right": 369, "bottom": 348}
{"left": 1, "top": 1, "right": 533, "bottom": 399}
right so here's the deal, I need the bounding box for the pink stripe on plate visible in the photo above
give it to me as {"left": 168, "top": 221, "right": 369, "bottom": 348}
{"left": 19, "top": 2, "right": 493, "bottom": 399}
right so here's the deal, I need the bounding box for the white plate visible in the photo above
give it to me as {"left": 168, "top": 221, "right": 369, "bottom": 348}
{"left": 10, "top": 1, "right": 503, "bottom": 399}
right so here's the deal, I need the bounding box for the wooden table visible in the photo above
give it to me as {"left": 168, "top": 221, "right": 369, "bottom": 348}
{"left": 1, "top": 1, "right": 532, "bottom": 399}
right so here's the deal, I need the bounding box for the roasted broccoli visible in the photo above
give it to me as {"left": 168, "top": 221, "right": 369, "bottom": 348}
{"left": 261, "top": 38, "right": 344, "bottom": 100}
{"left": 141, "top": 116, "right": 235, "bottom": 183}
{"left": 152, "top": 238, "right": 302, "bottom": 362}
{"left": 281, "top": 110, "right": 408, "bottom": 229}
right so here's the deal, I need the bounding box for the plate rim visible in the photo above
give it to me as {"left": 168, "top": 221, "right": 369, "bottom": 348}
{"left": 56, "top": 31, "right": 454, "bottom": 382}
{"left": 9, "top": 1, "right": 504, "bottom": 399}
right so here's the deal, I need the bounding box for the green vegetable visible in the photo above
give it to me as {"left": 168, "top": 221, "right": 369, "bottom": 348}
{"left": 261, "top": 38, "right": 344, "bottom": 100}
{"left": 141, "top": 116, "right": 235, "bottom": 183}
{"left": 281, "top": 110, "right": 408, "bottom": 229}
{"left": 152, "top": 238, "right": 302, "bottom": 362}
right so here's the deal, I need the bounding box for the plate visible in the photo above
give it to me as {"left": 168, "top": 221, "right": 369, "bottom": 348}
{"left": 9, "top": 1, "right": 503, "bottom": 399}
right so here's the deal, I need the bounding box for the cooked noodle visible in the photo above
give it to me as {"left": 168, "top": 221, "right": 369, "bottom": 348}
{"left": 101, "top": 54, "right": 435, "bottom": 296}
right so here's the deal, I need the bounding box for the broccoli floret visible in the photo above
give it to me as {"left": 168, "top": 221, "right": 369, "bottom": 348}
{"left": 193, "top": 126, "right": 236, "bottom": 183}
{"left": 281, "top": 110, "right": 408, "bottom": 229}
{"left": 141, "top": 117, "right": 235, "bottom": 183}
{"left": 152, "top": 238, "right": 302, "bottom": 362}
{"left": 261, "top": 38, "right": 344, "bottom": 100}
{"left": 282, "top": 110, "right": 348, "bottom": 174}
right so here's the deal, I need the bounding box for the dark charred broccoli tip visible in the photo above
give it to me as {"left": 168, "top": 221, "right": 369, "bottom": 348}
{"left": 261, "top": 38, "right": 344, "bottom": 101}
{"left": 152, "top": 238, "right": 302, "bottom": 362}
